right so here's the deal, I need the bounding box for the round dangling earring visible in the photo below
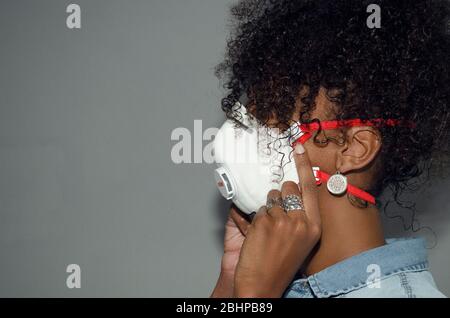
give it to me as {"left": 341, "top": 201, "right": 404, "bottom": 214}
{"left": 327, "top": 171, "right": 348, "bottom": 195}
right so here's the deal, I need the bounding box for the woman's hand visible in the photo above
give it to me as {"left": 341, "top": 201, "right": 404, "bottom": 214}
{"left": 221, "top": 205, "right": 251, "bottom": 273}
{"left": 234, "top": 144, "right": 322, "bottom": 298}
{"left": 211, "top": 205, "right": 250, "bottom": 298}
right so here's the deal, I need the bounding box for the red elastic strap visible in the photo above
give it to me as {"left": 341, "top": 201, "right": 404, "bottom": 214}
{"left": 292, "top": 118, "right": 414, "bottom": 204}
{"left": 292, "top": 118, "right": 416, "bottom": 146}
{"left": 315, "top": 170, "right": 376, "bottom": 205}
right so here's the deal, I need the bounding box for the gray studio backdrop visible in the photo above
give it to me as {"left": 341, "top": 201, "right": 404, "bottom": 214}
{"left": 0, "top": 0, "right": 449, "bottom": 297}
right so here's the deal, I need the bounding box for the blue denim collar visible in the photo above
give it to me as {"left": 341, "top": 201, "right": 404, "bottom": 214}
{"left": 302, "top": 237, "right": 429, "bottom": 297}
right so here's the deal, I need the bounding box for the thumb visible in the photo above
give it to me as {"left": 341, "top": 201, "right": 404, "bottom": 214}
{"left": 229, "top": 204, "right": 250, "bottom": 235}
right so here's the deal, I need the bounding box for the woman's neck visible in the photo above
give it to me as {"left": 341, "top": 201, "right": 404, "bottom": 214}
{"left": 304, "top": 190, "right": 385, "bottom": 276}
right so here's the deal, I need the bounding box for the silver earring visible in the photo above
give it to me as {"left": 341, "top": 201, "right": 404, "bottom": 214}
{"left": 327, "top": 171, "right": 348, "bottom": 195}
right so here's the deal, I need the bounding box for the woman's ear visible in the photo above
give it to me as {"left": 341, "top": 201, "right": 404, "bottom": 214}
{"left": 336, "top": 127, "right": 381, "bottom": 174}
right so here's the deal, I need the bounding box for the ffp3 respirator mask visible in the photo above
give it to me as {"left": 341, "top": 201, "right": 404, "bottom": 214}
{"left": 213, "top": 102, "right": 308, "bottom": 214}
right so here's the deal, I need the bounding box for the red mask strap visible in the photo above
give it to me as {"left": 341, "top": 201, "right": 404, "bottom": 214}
{"left": 292, "top": 118, "right": 416, "bottom": 146}
{"left": 295, "top": 118, "right": 415, "bottom": 204}
{"left": 314, "top": 169, "right": 376, "bottom": 205}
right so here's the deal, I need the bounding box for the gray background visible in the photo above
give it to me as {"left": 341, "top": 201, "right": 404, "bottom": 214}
{"left": 0, "top": 0, "right": 449, "bottom": 297}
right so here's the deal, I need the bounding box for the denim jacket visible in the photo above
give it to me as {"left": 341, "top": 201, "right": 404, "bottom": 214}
{"left": 283, "top": 237, "right": 446, "bottom": 298}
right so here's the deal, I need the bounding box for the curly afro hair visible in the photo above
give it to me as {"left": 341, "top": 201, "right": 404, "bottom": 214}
{"left": 215, "top": 0, "right": 450, "bottom": 216}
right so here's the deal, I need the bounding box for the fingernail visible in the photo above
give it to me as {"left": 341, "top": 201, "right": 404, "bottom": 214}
{"left": 295, "top": 143, "right": 305, "bottom": 155}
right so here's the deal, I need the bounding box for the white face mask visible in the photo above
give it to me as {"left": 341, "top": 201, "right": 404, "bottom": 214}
{"left": 213, "top": 102, "right": 306, "bottom": 214}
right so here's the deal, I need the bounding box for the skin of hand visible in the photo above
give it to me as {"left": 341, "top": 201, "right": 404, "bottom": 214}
{"left": 210, "top": 205, "right": 250, "bottom": 298}
{"left": 233, "top": 143, "right": 322, "bottom": 298}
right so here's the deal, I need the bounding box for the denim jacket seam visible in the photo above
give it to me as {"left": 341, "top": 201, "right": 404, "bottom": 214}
{"left": 309, "top": 262, "right": 429, "bottom": 297}
{"left": 399, "top": 272, "right": 416, "bottom": 298}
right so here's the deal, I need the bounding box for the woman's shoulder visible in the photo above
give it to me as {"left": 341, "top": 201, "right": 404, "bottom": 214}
{"left": 342, "top": 270, "right": 446, "bottom": 298}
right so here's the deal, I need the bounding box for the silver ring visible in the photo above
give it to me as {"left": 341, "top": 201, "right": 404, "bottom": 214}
{"left": 266, "top": 197, "right": 283, "bottom": 210}
{"left": 282, "top": 194, "right": 305, "bottom": 212}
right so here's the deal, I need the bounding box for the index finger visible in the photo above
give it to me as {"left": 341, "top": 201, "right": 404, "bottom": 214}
{"left": 293, "top": 143, "right": 321, "bottom": 226}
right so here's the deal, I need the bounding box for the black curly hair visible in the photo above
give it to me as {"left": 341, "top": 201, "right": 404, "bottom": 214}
{"left": 215, "top": 0, "right": 450, "bottom": 222}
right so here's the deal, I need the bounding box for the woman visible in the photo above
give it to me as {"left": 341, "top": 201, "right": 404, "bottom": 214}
{"left": 210, "top": 0, "right": 449, "bottom": 298}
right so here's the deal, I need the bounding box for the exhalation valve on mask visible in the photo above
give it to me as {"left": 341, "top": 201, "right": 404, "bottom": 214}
{"left": 213, "top": 102, "right": 314, "bottom": 214}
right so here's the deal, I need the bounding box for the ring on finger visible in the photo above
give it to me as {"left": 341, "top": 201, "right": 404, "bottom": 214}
{"left": 266, "top": 196, "right": 283, "bottom": 210}
{"left": 282, "top": 194, "right": 305, "bottom": 212}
